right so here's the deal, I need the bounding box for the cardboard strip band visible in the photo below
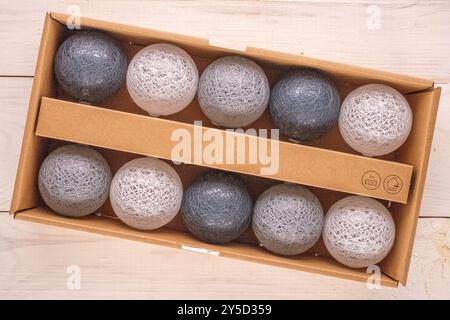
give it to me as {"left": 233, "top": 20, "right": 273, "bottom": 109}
{"left": 36, "top": 97, "right": 413, "bottom": 203}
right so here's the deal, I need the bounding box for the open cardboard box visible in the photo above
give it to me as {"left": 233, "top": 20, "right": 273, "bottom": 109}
{"left": 10, "top": 12, "right": 441, "bottom": 287}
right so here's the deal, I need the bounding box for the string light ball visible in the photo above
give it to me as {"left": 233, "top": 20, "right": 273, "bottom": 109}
{"left": 323, "top": 196, "right": 395, "bottom": 268}
{"left": 110, "top": 157, "right": 183, "bottom": 230}
{"left": 181, "top": 171, "right": 253, "bottom": 244}
{"left": 198, "top": 56, "right": 270, "bottom": 128}
{"left": 339, "top": 84, "right": 413, "bottom": 157}
{"left": 269, "top": 69, "right": 341, "bottom": 142}
{"left": 54, "top": 30, "right": 127, "bottom": 103}
{"left": 38, "top": 144, "right": 112, "bottom": 217}
{"left": 252, "top": 183, "right": 324, "bottom": 256}
{"left": 126, "top": 43, "right": 199, "bottom": 116}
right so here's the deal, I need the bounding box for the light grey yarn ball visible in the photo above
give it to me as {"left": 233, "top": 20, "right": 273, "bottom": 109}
{"left": 198, "top": 56, "right": 270, "bottom": 128}
{"left": 252, "top": 183, "right": 324, "bottom": 256}
{"left": 181, "top": 171, "right": 253, "bottom": 244}
{"left": 126, "top": 43, "right": 199, "bottom": 116}
{"left": 269, "top": 69, "right": 341, "bottom": 142}
{"left": 54, "top": 30, "right": 127, "bottom": 103}
{"left": 110, "top": 157, "right": 183, "bottom": 230}
{"left": 323, "top": 196, "right": 395, "bottom": 268}
{"left": 38, "top": 144, "right": 112, "bottom": 217}
{"left": 339, "top": 84, "right": 413, "bottom": 157}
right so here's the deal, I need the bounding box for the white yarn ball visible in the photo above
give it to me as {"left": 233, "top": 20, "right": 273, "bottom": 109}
{"left": 126, "top": 43, "right": 199, "bottom": 116}
{"left": 252, "top": 183, "right": 324, "bottom": 256}
{"left": 323, "top": 196, "right": 395, "bottom": 268}
{"left": 339, "top": 84, "right": 413, "bottom": 157}
{"left": 198, "top": 56, "right": 270, "bottom": 128}
{"left": 38, "top": 144, "right": 111, "bottom": 217}
{"left": 110, "top": 157, "right": 183, "bottom": 230}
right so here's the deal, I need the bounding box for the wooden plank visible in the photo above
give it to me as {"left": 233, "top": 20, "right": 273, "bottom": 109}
{"left": 0, "top": 0, "right": 449, "bottom": 81}
{"left": 0, "top": 78, "right": 449, "bottom": 216}
{"left": 0, "top": 214, "right": 448, "bottom": 299}
{"left": 0, "top": 78, "right": 31, "bottom": 211}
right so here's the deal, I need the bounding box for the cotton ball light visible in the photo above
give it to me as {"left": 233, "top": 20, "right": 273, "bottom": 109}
{"left": 323, "top": 196, "right": 395, "bottom": 268}
{"left": 110, "top": 157, "right": 183, "bottom": 230}
{"left": 126, "top": 43, "right": 198, "bottom": 116}
{"left": 252, "top": 183, "right": 324, "bottom": 256}
{"left": 38, "top": 144, "right": 112, "bottom": 217}
{"left": 181, "top": 171, "right": 253, "bottom": 244}
{"left": 339, "top": 84, "right": 413, "bottom": 157}
{"left": 54, "top": 30, "right": 127, "bottom": 103}
{"left": 198, "top": 56, "right": 270, "bottom": 128}
{"left": 269, "top": 69, "right": 341, "bottom": 142}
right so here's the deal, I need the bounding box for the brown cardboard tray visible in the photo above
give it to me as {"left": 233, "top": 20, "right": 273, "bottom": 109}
{"left": 10, "top": 12, "right": 442, "bottom": 286}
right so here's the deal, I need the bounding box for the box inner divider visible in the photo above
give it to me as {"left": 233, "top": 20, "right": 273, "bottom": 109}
{"left": 36, "top": 97, "right": 413, "bottom": 203}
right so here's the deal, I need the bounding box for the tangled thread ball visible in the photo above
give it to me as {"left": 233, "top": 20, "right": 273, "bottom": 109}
{"left": 181, "top": 171, "right": 253, "bottom": 244}
{"left": 269, "top": 69, "right": 341, "bottom": 142}
{"left": 252, "top": 183, "right": 324, "bottom": 256}
{"left": 110, "top": 157, "right": 183, "bottom": 230}
{"left": 198, "top": 56, "right": 270, "bottom": 128}
{"left": 126, "top": 43, "right": 199, "bottom": 116}
{"left": 54, "top": 30, "right": 127, "bottom": 103}
{"left": 38, "top": 144, "right": 112, "bottom": 217}
{"left": 339, "top": 84, "right": 413, "bottom": 157}
{"left": 323, "top": 196, "right": 395, "bottom": 268}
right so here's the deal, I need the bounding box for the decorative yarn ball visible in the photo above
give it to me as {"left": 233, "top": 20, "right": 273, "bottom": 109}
{"left": 269, "top": 69, "right": 341, "bottom": 142}
{"left": 38, "top": 144, "right": 112, "bottom": 217}
{"left": 339, "top": 84, "right": 413, "bottom": 157}
{"left": 323, "top": 196, "right": 395, "bottom": 268}
{"left": 252, "top": 183, "right": 324, "bottom": 256}
{"left": 54, "top": 30, "right": 127, "bottom": 103}
{"left": 126, "top": 43, "right": 198, "bottom": 116}
{"left": 198, "top": 56, "right": 270, "bottom": 128}
{"left": 181, "top": 171, "right": 253, "bottom": 244}
{"left": 110, "top": 157, "right": 183, "bottom": 230}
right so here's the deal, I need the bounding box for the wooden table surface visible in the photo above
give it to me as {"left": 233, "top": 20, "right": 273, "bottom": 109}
{"left": 0, "top": 0, "right": 449, "bottom": 299}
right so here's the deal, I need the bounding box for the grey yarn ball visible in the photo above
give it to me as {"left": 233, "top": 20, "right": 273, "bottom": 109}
{"left": 269, "top": 69, "right": 340, "bottom": 142}
{"left": 198, "top": 56, "right": 270, "bottom": 128}
{"left": 110, "top": 157, "right": 183, "bottom": 231}
{"left": 181, "top": 171, "right": 253, "bottom": 244}
{"left": 252, "top": 183, "right": 324, "bottom": 256}
{"left": 54, "top": 30, "right": 127, "bottom": 103}
{"left": 38, "top": 144, "right": 112, "bottom": 217}
{"left": 323, "top": 196, "right": 395, "bottom": 268}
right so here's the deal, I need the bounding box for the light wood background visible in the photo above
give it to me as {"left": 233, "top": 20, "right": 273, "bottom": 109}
{"left": 0, "top": 0, "right": 449, "bottom": 299}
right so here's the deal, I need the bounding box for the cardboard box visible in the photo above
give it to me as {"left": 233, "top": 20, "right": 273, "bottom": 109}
{"left": 10, "top": 12, "right": 441, "bottom": 287}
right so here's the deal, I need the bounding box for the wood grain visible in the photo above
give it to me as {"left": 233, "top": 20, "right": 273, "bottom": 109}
{"left": 0, "top": 78, "right": 31, "bottom": 211}
{"left": 0, "top": 0, "right": 449, "bottom": 299}
{"left": 0, "top": 0, "right": 449, "bottom": 81}
{"left": 0, "top": 214, "right": 448, "bottom": 299}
